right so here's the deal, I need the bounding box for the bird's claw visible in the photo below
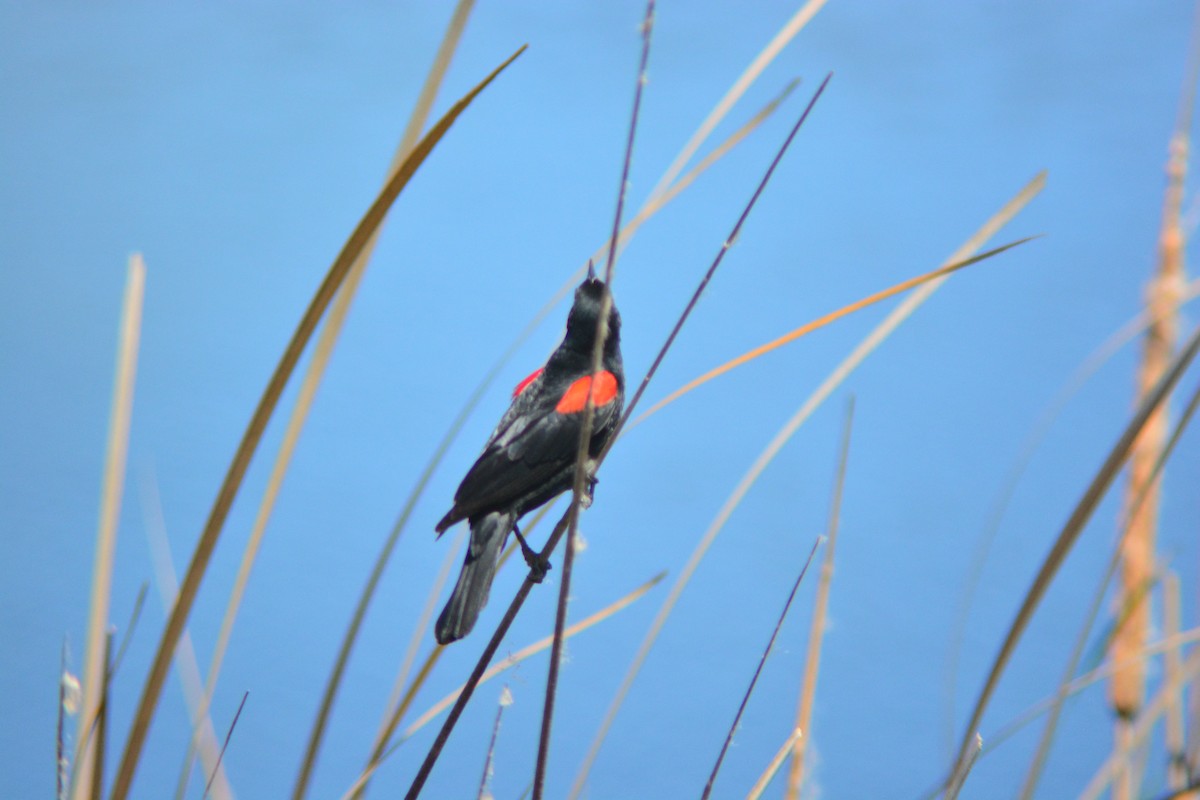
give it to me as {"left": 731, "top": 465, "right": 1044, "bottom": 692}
{"left": 523, "top": 549, "right": 552, "bottom": 584}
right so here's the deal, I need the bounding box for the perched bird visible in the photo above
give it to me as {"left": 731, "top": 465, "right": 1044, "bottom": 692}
{"left": 434, "top": 273, "right": 624, "bottom": 644}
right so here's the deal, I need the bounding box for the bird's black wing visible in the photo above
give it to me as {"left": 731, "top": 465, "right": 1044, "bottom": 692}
{"left": 441, "top": 373, "right": 620, "bottom": 526}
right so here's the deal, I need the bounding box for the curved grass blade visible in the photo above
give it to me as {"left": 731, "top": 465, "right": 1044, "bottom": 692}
{"left": 944, "top": 276, "right": 1200, "bottom": 755}
{"left": 108, "top": 45, "right": 527, "bottom": 800}
{"left": 944, "top": 322, "right": 1200, "bottom": 795}
{"left": 195, "top": 5, "right": 480, "bottom": 798}
{"left": 72, "top": 253, "right": 144, "bottom": 800}
{"left": 1015, "top": 374, "right": 1200, "bottom": 798}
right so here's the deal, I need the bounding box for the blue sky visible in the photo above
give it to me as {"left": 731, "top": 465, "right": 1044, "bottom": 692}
{"left": 3, "top": 3, "right": 1199, "bottom": 798}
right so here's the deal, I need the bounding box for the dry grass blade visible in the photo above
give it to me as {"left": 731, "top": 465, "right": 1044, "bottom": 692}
{"left": 139, "top": 474, "right": 233, "bottom": 800}
{"left": 945, "top": 322, "right": 1200, "bottom": 794}
{"left": 338, "top": 572, "right": 660, "bottom": 800}
{"left": 107, "top": 46, "right": 525, "bottom": 800}
{"left": 1014, "top": 372, "right": 1200, "bottom": 800}
{"left": 72, "top": 253, "right": 144, "bottom": 800}
{"left": 203, "top": 692, "right": 248, "bottom": 800}
{"left": 645, "top": 0, "right": 828, "bottom": 202}
{"left": 1165, "top": 573, "right": 1188, "bottom": 792}
{"left": 1110, "top": 8, "right": 1199, "bottom": 789}
{"left": 945, "top": 276, "right": 1200, "bottom": 755}
{"left": 90, "top": 633, "right": 112, "bottom": 800}
{"left": 352, "top": 529, "right": 464, "bottom": 800}
{"left": 702, "top": 536, "right": 823, "bottom": 800}
{"left": 1080, "top": 647, "right": 1200, "bottom": 800}
{"left": 785, "top": 397, "right": 854, "bottom": 799}
{"left": 943, "top": 733, "right": 982, "bottom": 800}
{"left": 534, "top": 3, "right": 655, "bottom": 797}
{"left": 57, "top": 640, "right": 69, "bottom": 800}
{"left": 371, "top": 530, "right": 464, "bottom": 755}
{"left": 631, "top": 238, "right": 1035, "bottom": 429}
{"left": 286, "top": 7, "right": 477, "bottom": 793}
{"left": 478, "top": 687, "right": 512, "bottom": 800}
{"left": 745, "top": 728, "right": 803, "bottom": 800}
{"left": 573, "top": 172, "right": 1044, "bottom": 800}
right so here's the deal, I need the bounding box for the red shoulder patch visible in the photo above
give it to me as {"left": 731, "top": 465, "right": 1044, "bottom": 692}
{"left": 512, "top": 368, "right": 544, "bottom": 398}
{"left": 555, "top": 371, "right": 619, "bottom": 414}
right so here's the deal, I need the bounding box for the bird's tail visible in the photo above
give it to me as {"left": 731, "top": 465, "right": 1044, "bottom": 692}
{"left": 435, "top": 511, "right": 515, "bottom": 644}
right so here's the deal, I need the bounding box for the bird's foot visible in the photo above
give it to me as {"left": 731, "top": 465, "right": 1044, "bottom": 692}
{"left": 580, "top": 473, "right": 598, "bottom": 509}
{"left": 512, "top": 523, "right": 551, "bottom": 583}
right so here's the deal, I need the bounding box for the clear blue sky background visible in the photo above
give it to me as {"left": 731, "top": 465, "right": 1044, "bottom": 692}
{"left": 3, "top": 3, "right": 1199, "bottom": 798}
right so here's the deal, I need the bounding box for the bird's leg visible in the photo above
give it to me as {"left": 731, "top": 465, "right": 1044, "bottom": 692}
{"left": 511, "top": 522, "right": 551, "bottom": 583}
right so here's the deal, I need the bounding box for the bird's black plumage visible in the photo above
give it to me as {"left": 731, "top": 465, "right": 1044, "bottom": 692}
{"left": 434, "top": 277, "right": 624, "bottom": 644}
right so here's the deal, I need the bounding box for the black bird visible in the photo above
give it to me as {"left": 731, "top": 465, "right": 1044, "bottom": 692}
{"left": 434, "top": 274, "right": 624, "bottom": 644}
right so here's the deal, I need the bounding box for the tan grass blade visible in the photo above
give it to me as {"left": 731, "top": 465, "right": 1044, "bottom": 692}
{"left": 744, "top": 728, "right": 803, "bottom": 800}
{"left": 369, "top": 528, "right": 465, "bottom": 758}
{"left": 477, "top": 686, "right": 512, "bottom": 800}
{"left": 945, "top": 276, "right": 1200, "bottom": 756}
{"left": 914, "top": 623, "right": 1200, "bottom": 800}
{"left": 141, "top": 474, "right": 233, "bottom": 800}
{"left": 334, "top": 572, "right": 664, "bottom": 800}
{"left": 89, "top": 632, "right": 113, "bottom": 800}
{"left": 353, "top": 529, "right": 465, "bottom": 800}
{"left": 570, "top": 172, "right": 1046, "bottom": 800}
{"left": 1109, "top": 11, "right": 1199, "bottom": 790}
{"left": 1165, "top": 572, "right": 1188, "bottom": 792}
{"left": 994, "top": 625, "right": 1200, "bottom": 749}
{"left": 943, "top": 733, "right": 982, "bottom": 800}
{"left": 1014, "top": 371, "right": 1200, "bottom": 800}
{"left": 631, "top": 238, "right": 1034, "bottom": 429}
{"left": 57, "top": 641, "right": 70, "bottom": 800}
{"left": 945, "top": 322, "right": 1200, "bottom": 793}
{"left": 109, "top": 47, "right": 525, "bottom": 800}
{"left": 785, "top": 398, "right": 854, "bottom": 799}
{"left": 72, "top": 253, "right": 144, "bottom": 800}
{"left": 211, "top": 6, "right": 478, "bottom": 795}
{"left": 1080, "top": 647, "right": 1200, "bottom": 800}
{"left": 645, "top": 0, "right": 828, "bottom": 203}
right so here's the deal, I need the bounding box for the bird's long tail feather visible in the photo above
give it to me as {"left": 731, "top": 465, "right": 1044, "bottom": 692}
{"left": 435, "top": 511, "right": 514, "bottom": 644}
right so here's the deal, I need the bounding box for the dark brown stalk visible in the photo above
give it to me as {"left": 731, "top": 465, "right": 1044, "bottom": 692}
{"left": 532, "top": 2, "right": 655, "bottom": 797}
{"left": 702, "top": 536, "right": 822, "bottom": 800}
{"left": 203, "top": 692, "right": 248, "bottom": 800}
{"left": 107, "top": 46, "right": 525, "bottom": 800}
